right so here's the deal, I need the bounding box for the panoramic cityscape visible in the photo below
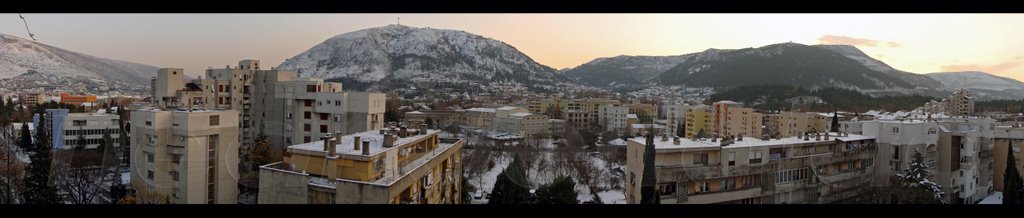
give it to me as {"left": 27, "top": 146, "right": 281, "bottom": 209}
{"left": 0, "top": 14, "right": 1023, "bottom": 204}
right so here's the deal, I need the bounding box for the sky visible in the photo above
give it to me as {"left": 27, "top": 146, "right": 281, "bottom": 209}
{"left": 1, "top": 14, "right": 1023, "bottom": 80}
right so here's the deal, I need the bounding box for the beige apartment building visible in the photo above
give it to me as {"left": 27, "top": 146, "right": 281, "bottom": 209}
{"left": 625, "top": 132, "right": 877, "bottom": 204}
{"left": 493, "top": 106, "right": 549, "bottom": 138}
{"left": 258, "top": 125, "right": 464, "bottom": 204}
{"left": 130, "top": 108, "right": 240, "bottom": 204}
{"left": 150, "top": 60, "right": 385, "bottom": 151}
{"left": 404, "top": 110, "right": 465, "bottom": 129}
{"left": 712, "top": 101, "right": 763, "bottom": 139}
{"left": 992, "top": 125, "right": 1024, "bottom": 192}
{"left": 947, "top": 89, "right": 975, "bottom": 116}
{"left": 764, "top": 112, "right": 829, "bottom": 138}
{"left": 20, "top": 93, "right": 47, "bottom": 105}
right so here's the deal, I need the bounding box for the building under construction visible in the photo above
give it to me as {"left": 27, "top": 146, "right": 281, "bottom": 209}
{"left": 625, "top": 132, "right": 876, "bottom": 204}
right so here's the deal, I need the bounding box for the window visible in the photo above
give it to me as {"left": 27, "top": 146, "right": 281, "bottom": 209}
{"left": 173, "top": 187, "right": 180, "bottom": 199}
{"left": 306, "top": 85, "right": 316, "bottom": 92}
{"left": 146, "top": 152, "right": 154, "bottom": 163}
{"left": 147, "top": 170, "right": 154, "bottom": 180}
{"left": 658, "top": 183, "right": 676, "bottom": 196}
{"left": 927, "top": 128, "right": 937, "bottom": 135}
{"left": 305, "top": 100, "right": 312, "bottom": 107}
{"left": 304, "top": 124, "right": 311, "bottom": 131}
{"left": 304, "top": 111, "right": 311, "bottom": 119}
{"left": 287, "top": 112, "right": 293, "bottom": 119}
{"left": 893, "top": 147, "right": 900, "bottom": 160}
{"left": 320, "top": 113, "right": 328, "bottom": 120}
{"left": 334, "top": 115, "right": 341, "bottom": 122}
{"left": 304, "top": 136, "right": 311, "bottom": 143}
{"left": 749, "top": 151, "right": 762, "bottom": 164}
{"left": 336, "top": 101, "right": 341, "bottom": 106}
{"left": 72, "top": 120, "right": 87, "bottom": 126}
{"left": 171, "top": 154, "right": 181, "bottom": 164}
{"left": 146, "top": 121, "right": 152, "bottom": 126}
{"left": 891, "top": 127, "right": 899, "bottom": 134}
{"left": 320, "top": 125, "right": 328, "bottom": 133}
{"left": 697, "top": 182, "right": 710, "bottom": 193}
{"left": 171, "top": 171, "right": 180, "bottom": 181}
{"left": 728, "top": 152, "right": 735, "bottom": 166}
{"left": 209, "top": 115, "right": 220, "bottom": 126}
{"left": 286, "top": 137, "right": 292, "bottom": 144}
{"left": 693, "top": 153, "right": 709, "bottom": 165}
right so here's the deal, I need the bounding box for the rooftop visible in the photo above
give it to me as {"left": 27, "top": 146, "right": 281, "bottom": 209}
{"left": 510, "top": 112, "right": 533, "bottom": 117}
{"left": 628, "top": 133, "right": 873, "bottom": 150}
{"left": 497, "top": 106, "right": 519, "bottom": 110}
{"left": 466, "top": 108, "right": 496, "bottom": 113}
{"left": 289, "top": 129, "right": 441, "bottom": 157}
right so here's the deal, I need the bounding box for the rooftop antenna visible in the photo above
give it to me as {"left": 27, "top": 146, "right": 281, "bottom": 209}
{"left": 18, "top": 13, "right": 36, "bottom": 41}
{"left": 396, "top": 16, "right": 400, "bottom": 26}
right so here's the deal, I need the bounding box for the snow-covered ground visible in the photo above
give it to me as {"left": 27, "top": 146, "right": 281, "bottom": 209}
{"left": 978, "top": 192, "right": 1002, "bottom": 204}
{"left": 463, "top": 139, "right": 626, "bottom": 204}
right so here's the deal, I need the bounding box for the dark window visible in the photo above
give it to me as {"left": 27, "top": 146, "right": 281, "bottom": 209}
{"left": 305, "top": 112, "right": 312, "bottom": 119}
{"left": 305, "top": 100, "right": 312, "bottom": 107}
{"left": 306, "top": 85, "right": 316, "bottom": 92}
{"left": 320, "top": 113, "right": 328, "bottom": 120}
{"left": 304, "top": 136, "right": 311, "bottom": 143}
{"left": 304, "top": 124, "right": 311, "bottom": 131}
{"left": 210, "top": 115, "right": 220, "bottom": 126}
{"left": 320, "top": 125, "right": 328, "bottom": 133}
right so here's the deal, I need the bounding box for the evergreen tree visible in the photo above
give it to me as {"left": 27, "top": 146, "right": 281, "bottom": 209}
{"left": 830, "top": 111, "right": 840, "bottom": 132}
{"left": 425, "top": 117, "right": 435, "bottom": 129}
{"left": 19, "top": 122, "right": 32, "bottom": 151}
{"left": 639, "top": 133, "right": 659, "bottom": 204}
{"left": 1004, "top": 141, "right": 1023, "bottom": 204}
{"left": 676, "top": 119, "right": 685, "bottom": 137}
{"left": 23, "top": 113, "right": 59, "bottom": 204}
{"left": 695, "top": 128, "right": 707, "bottom": 139}
{"left": 119, "top": 121, "right": 130, "bottom": 166}
{"left": 535, "top": 176, "right": 577, "bottom": 204}
{"left": 75, "top": 132, "right": 86, "bottom": 150}
{"left": 896, "top": 149, "right": 946, "bottom": 204}
{"left": 488, "top": 155, "right": 531, "bottom": 204}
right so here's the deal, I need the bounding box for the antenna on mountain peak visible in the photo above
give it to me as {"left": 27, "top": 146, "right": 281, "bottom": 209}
{"left": 396, "top": 16, "right": 400, "bottom": 26}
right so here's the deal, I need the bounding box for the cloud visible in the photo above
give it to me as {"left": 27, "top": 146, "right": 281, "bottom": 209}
{"left": 941, "top": 62, "right": 1019, "bottom": 74}
{"left": 818, "top": 35, "right": 901, "bottom": 48}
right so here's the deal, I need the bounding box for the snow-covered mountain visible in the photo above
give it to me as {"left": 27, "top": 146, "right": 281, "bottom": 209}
{"left": 0, "top": 33, "right": 158, "bottom": 84}
{"left": 813, "top": 44, "right": 944, "bottom": 89}
{"left": 278, "top": 25, "right": 574, "bottom": 93}
{"left": 927, "top": 71, "right": 1024, "bottom": 91}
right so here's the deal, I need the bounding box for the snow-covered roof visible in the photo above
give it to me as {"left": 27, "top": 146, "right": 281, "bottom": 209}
{"left": 510, "top": 112, "right": 532, "bottom": 117}
{"left": 607, "top": 138, "right": 627, "bottom": 146}
{"left": 626, "top": 114, "right": 638, "bottom": 119}
{"left": 715, "top": 100, "right": 739, "bottom": 105}
{"left": 496, "top": 106, "right": 518, "bottom": 110}
{"left": 289, "top": 129, "right": 440, "bottom": 157}
{"left": 466, "top": 108, "right": 496, "bottom": 113}
{"left": 407, "top": 111, "right": 424, "bottom": 114}
{"left": 631, "top": 124, "right": 665, "bottom": 129}
{"left": 628, "top": 133, "right": 874, "bottom": 150}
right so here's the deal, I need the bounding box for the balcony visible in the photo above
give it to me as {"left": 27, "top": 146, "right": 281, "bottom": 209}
{"left": 655, "top": 164, "right": 722, "bottom": 181}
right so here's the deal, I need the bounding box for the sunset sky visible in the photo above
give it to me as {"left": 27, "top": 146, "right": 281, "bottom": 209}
{"left": 1, "top": 14, "right": 1022, "bottom": 80}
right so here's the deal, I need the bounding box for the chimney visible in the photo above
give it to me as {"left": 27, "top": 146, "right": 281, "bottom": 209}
{"left": 327, "top": 137, "right": 337, "bottom": 157}
{"left": 380, "top": 128, "right": 386, "bottom": 135}
{"left": 737, "top": 134, "right": 743, "bottom": 141}
{"left": 383, "top": 133, "right": 395, "bottom": 148}
{"left": 824, "top": 132, "right": 830, "bottom": 140}
{"left": 711, "top": 137, "right": 717, "bottom": 142}
{"left": 815, "top": 133, "right": 821, "bottom": 141}
{"left": 362, "top": 140, "right": 370, "bottom": 155}
{"left": 419, "top": 124, "right": 428, "bottom": 135}
{"left": 321, "top": 134, "right": 334, "bottom": 152}
{"left": 661, "top": 134, "right": 669, "bottom": 142}
{"left": 673, "top": 136, "right": 680, "bottom": 145}
{"left": 353, "top": 135, "right": 361, "bottom": 150}
{"left": 804, "top": 133, "right": 809, "bottom": 141}
{"left": 399, "top": 126, "right": 408, "bottom": 137}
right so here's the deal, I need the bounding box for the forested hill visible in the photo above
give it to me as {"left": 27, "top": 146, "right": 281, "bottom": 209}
{"left": 708, "top": 85, "right": 935, "bottom": 112}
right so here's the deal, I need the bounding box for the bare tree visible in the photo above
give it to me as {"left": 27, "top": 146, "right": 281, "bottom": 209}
{"left": 56, "top": 150, "right": 106, "bottom": 204}
{"left": 0, "top": 124, "right": 24, "bottom": 203}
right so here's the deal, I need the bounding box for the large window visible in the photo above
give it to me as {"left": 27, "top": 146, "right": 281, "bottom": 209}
{"left": 147, "top": 170, "right": 154, "bottom": 180}
{"left": 749, "top": 151, "right": 762, "bottom": 164}
{"left": 697, "top": 182, "right": 710, "bottom": 193}
{"left": 146, "top": 152, "right": 154, "bottom": 163}
{"left": 304, "top": 112, "right": 311, "bottom": 119}
{"left": 306, "top": 85, "right": 316, "bottom": 93}
{"left": 304, "top": 124, "right": 311, "bottom": 131}
{"left": 658, "top": 183, "right": 676, "bottom": 196}
{"left": 72, "top": 120, "right": 87, "bottom": 126}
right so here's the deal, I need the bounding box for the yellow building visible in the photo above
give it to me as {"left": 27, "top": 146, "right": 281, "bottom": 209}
{"left": 259, "top": 125, "right": 464, "bottom": 204}
{"left": 684, "top": 106, "right": 711, "bottom": 139}
{"left": 712, "top": 101, "right": 762, "bottom": 138}
{"left": 765, "top": 112, "right": 829, "bottom": 138}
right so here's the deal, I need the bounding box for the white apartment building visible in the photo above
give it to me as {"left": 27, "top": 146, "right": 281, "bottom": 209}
{"left": 130, "top": 108, "right": 240, "bottom": 204}
{"left": 33, "top": 108, "right": 122, "bottom": 150}
{"left": 493, "top": 106, "right": 549, "bottom": 138}
{"left": 600, "top": 105, "right": 630, "bottom": 133}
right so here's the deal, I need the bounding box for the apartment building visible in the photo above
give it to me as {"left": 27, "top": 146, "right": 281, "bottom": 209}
{"left": 627, "top": 103, "right": 659, "bottom": 123}
{"left": 764, "top": 112, "right": 829, "bottom": 138}
{"left": 712, "top": 101, "right": 763, "bottom": 139}
{"left": 859, "top": 116, "right": 995, "bottom": 204}
{"left": 562, "top": 98, "right": 619, "bottom": 130}
{"left": 563, "top": 110, "right": 592, "bottom": 130}
{"left": 625, "top": 132, "right": 877, "bottom": 204}
{"left": 600, "top": 105, "right": 630, "bottom": 133}
{"left": 992, "top": 125, "right": 1024, "bottom": 192}
{"left": 150, "top": 60, "right": 385, "bottom": 151}
{"left": 33, "top": 109, "right": 121, "bottom": 150}
{"left": 130, "top": 108, "right": 239, "bottom": 204}
{"left": 526, "top": 97, "right": 560, "bottom": 115}
{"left": 21, "top": 93, "right": 47, "bottom": 105}
{"left": 404, "top": 110, "right": 465, "bottom": 129}
{"left": 684, "top": 106, "right": 712, "bottom": 139}
{"left": 662, "top": 104, "right": 693, "bottom": 137}
{"left": 464, "top": 108, "right": 495, "bottom": 129}
{"left": 947, "top": 89, "right": 975, "bottom": 116}
{"left": 493, "top": 106, "right": 549, "bottom": 138}
{"left": 258, "top": 125, "right": 464, "bottom": 204}
{"left": 549, "top": 119, "right": 566, "bottom": 137}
